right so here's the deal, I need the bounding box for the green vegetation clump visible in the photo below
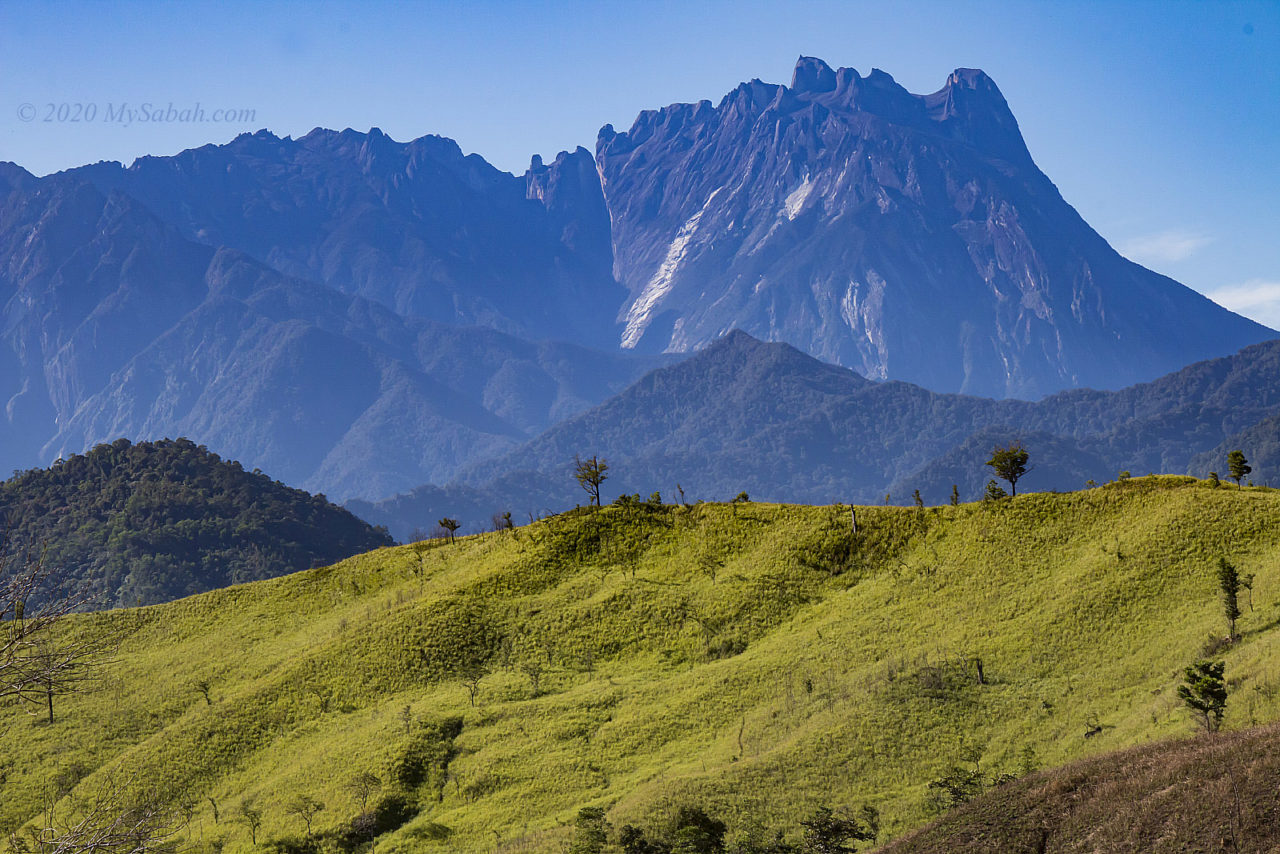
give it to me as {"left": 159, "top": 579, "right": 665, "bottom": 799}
{"left": 5, "top": 477, "right": 1280, "bottom": 852}
{"left": 0, "top": 438, "right": 393, "bottom": 607}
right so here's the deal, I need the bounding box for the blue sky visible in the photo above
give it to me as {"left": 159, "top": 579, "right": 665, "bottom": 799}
{"left": 2, "top": 0, "right": 1277, "bottom": 325}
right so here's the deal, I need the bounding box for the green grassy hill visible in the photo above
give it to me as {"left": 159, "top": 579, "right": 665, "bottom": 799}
{"left": 5, "top": 477, "right": 1280, "bottom": 852}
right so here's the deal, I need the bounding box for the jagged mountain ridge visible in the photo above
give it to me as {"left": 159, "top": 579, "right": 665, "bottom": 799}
{"left": 14, "top": 55, "right": 1269, "bottom": 403}
{"left": 68, "top": 131, "right": 623, "bottom": 349}
{"left": 596, "top": 56, "right": 1272, "bottom": 397}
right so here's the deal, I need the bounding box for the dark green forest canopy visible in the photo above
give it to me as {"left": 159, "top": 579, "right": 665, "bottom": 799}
{"left": 0, "top": 438, "right": 394, "bottom": 608}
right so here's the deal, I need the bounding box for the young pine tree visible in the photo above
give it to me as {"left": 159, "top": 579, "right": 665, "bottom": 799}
{"left": 1178, "top": 660, "right": 1227, "bottom": 732}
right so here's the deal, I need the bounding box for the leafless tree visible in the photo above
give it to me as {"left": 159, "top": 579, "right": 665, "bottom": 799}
{"left": 2, "top": 541, "right": 112, "bottom": 723}
{"left": 346, "top": 773, "right": 381, "bottom": 812}
{"left": 13, "top": 771, "right": 187, "bottom": 854}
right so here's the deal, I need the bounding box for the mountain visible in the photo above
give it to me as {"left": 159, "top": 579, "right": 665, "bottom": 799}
{"left": 597, "top": 56, "right": 1273, "bottom": 397}
{"left": 9, "top": 57, "right": 1267, "bottom": 406}
{"left": 70, "top": 131, "right": 624, "bottom": 348}
{"left": 0, "top": 437, "right": 393, "bottom": 608}
{"left": 7, "top": 480, "right": 1280, "bottom": 851}
{"left": 358, "top": 332, "right": 1280, "bottom": 539}
{"left": 0, "top": 171, "right": 657, "bottom": 500}
{"left": 2, "top": 56, "right": 1273, "bottom": 495}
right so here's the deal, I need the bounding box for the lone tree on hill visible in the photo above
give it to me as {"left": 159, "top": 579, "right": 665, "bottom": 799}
{"left": 437, "top": 517, "right": 460, "bottom": 544}
{"left": 284, "top": 794, "right": 325, "bottom": 837}
{"left": 1178, "top": 659, "right": 1227, "bottom": 732}
{"left": 986, "top": 442, "right": 1030, "bottom": 497}
{"left": 573, "top": 455, "right": 609, "bottom": 507}
{"left": 1227, "top": 450, "right": 1251, "bottom": 488}
{"left": 1217, "top": 557, "right": 1242, "bottom": 638}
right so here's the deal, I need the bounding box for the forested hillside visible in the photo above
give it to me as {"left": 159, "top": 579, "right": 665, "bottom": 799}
{"left": 7, "top": 478, "right": 1280, "bottom": 852}
{"left": 0, "top": 438, "right": 393, "bottom": 607}
{"left": 356, "top": 332, "right": 1280, "bottom": 539}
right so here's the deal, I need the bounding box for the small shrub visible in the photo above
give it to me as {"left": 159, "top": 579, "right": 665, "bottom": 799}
{"left": 265, "top": 836, "right": 319, "bottom": 854}
{"left": 404, "top": 822, "right": 453, "bottom": 842}
{"left": 706, "top": 636, "right": 747, "bottom": 660}
{"left": 389, "top": 717, "right": 463, "bottom": 800}
{"left": 338, "top": 792, "right": 420, "bottom": 851}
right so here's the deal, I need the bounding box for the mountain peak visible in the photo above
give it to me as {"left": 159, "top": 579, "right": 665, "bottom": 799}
{"left": 791, "top": 56, "right": 837, "bottom": 94}
{"left": 596, "top": 57, "right": 1273, "bottom": 397}
{"left": 947, "top": 67, "right": 998, "bottom": 90}
{"left": 924, "top": 66, "right": 1029, "bottom": 163}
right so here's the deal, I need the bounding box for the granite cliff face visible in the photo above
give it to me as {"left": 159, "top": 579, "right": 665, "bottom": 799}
{"left": 596, "top": 57, "right": 1272, "bottom": 397}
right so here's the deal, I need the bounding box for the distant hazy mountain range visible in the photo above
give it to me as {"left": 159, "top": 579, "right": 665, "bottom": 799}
{"left": 0, "top": 164, "right": 654, "bottom": 499}
{"left": 0, "top": 56, "right": 1272, "bottom": 506}
{"left": 352, "top": 331, "right": 1280, "bottom": 539}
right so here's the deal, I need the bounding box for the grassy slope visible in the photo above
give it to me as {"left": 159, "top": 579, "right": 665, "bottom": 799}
{"left": 4, "top": 477, "right": 1280, "bottom": 852}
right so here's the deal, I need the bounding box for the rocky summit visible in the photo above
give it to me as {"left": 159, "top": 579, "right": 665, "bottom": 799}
{"left": 597, "top": 56, "right": 1273, "bottom": 397}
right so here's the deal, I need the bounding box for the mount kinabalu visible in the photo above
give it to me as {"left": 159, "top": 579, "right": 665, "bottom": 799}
{"left": 0, "top": 56, "right": 1273, "bottom": 500}
{"left": 597, "top": 56, "right": 1272, "bottom": 397}
{"left": 31, "top": 56, "right": 1276, "bottom": 398}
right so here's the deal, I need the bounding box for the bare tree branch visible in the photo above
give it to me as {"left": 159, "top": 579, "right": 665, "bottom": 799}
{"left": 13, "top": 771, "right": 188, "bottom": 854}
{"left": 1, "top": 533, "right": 115, "bottom": 721}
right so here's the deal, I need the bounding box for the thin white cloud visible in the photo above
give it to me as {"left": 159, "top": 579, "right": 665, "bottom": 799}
{"left": 1117, "top": 230, "right": 1213, "bottom": 265}
{"left": 1205, "top": 279, "right": 1280, "bottom": 330}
